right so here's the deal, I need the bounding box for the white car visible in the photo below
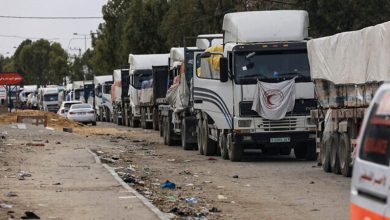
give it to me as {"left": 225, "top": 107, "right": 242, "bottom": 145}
{"left": 57, "top": 101, "right": 82, "bottom": 117}
{"left": 67, "top": 103, "right": 96, "bottom": 125}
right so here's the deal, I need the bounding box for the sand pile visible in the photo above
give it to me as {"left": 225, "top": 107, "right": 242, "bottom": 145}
{"left": 0, "top": 110, "right": 83, "bottom": 129}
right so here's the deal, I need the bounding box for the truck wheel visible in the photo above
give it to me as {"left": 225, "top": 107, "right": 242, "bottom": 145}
{"left": 163, "top": 117, "right": 168, "bottom": 145}
{"left": 202, "top": 119, "right": 217, "bottom": 156}
{"left": 227, "top": 133, "right": 243, "bottom": 162}
{"left": 181, "top": 119, "right": 192, "bottom": 150}
{"left": 140, "top": 108, "right": 146, "bottom": 129}
{"left": 159, "top": 117, "right": 163, "bottom": 137}
{"left": 330, "top": 132, "right": 341, "bottom": 174}
{"left": 153, "top": 108, "right": 159, "bottom": 131}
{"left": 197, "top": 119, "right": 204, "bottom": 155}
{"left": 322, "top": 133, "right": 332, "bottom": 173}
{"left": 339, "top": 133, "right": 352, "bottom": 177}
{"left": 219, "top": 132, "right": 229, "bottom": 160}
{"left": 166, "top": 116, "right": 176, "bottom": 146}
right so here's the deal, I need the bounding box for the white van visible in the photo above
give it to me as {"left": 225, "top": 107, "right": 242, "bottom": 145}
{"left": 351, "top": 83, "right": 390, "bottom": 219}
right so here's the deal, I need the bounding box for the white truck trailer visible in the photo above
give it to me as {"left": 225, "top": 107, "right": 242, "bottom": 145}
{"left": 38, "top": 86, "right": 60, "bottom": 112}
{"left": 127, "top": 54, "right": 169, "bottom": 127}
{"left": 94, "top": 75, "right": 113, "bottom": 122}
{"left": 308, "top": 21, "right": 390, "bottom": 176}
{"left": 193, "top": 10, "right": 317, "bottom": 161}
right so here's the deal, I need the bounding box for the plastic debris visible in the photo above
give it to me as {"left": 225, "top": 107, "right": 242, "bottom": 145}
{"left": 161, "top": 180, "right": 176, "bottom": 189}
{"left": 208, "top": 157, "right": 217, "bottom": 161}
{"left": 21, "top": 211, "right": 40, "bottom": 219}
{"left": 62, "top": 127, "right": 73, "bottom": 133}
{"left": 209, "top": 207, "right": 222, "bottom": 213}
{"left": 167, "top": 159, "right": 175, "bottom": 162}
{"left": 185, "top": 197, "right": 198, "bottom": 204}
{"left": 0, "top": 203, "right": 12, "bottom": 209}
{"left": 232, "top": 175, "right": 239, "bottom": 178}
{"left": 18, "top": 171, "right": 32, "bottom": 178}
{"left": 217, "top": 195, "right": 228, "bottom": 200}
{"left": 5, "top": 192, "right": 17, "bottom": 197}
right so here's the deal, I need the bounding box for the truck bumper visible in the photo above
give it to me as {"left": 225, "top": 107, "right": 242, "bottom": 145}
{"left": 233, "top": 131, "right": 316, "bottom": 145}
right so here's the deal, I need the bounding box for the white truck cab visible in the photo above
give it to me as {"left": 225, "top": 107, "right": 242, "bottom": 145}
{"left": 128, "top": 54, "right": 169, "bottom": 127}
{"left": 38, "top": 87, "right": 60, "bottom": 112}
{"left": 351, "top": 83, "right": 390, "bottom": 220}
{"left": 193, "top": 10, "right": 316, "bottom": 161}
{"left": 94, "top": 75, "right": 113, "bottom": 122}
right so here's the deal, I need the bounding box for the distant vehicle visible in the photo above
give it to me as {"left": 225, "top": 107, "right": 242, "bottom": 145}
{"left": 351, "top": 84, "right": 390, "bottom": 220}
{"left": 57, "top": 101, "right": 82, "bottom": 117}
{"left": 67, "top": 103, "right": 96, "bottom": 125}
{"left": 19, "top": 85, "right": 38, "bottom": 105}
{"left": 38, "top": 87, "right": 60, "bottom": 112}
{"left": 94, "top": 75, "right": 113, "bottom": 122}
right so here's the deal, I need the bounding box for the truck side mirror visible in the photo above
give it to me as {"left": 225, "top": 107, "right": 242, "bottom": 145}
{"left": 220, "top": 57, "right": 228, "bottom": 83}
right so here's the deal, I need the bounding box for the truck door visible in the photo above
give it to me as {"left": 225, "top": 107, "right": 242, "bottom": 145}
{"left": 192, "top": 52, "right": 233, "bottom": 129}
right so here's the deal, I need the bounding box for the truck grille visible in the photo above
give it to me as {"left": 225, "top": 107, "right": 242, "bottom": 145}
{"left": 239, "top": 99, "right": 316, "bottom": 117}
{"left": 47, "top": 104, "right": 59, "bottom": 112}
{"left": 259, "top": 118, "right": 298, "bottom": 131}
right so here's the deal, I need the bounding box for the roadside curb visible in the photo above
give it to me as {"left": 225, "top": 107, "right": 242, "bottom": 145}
{"left": 86, "top": 148, "right": 174, "bottom": 220}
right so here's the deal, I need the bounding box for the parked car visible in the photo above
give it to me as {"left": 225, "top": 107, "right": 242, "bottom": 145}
{"left": 351, "top": 83, "right": 390, "bottom": 220}
{"left": 66, "top": 103, "right": 96, "bottom": 125}
{"left": 57, "top": 101, "right": 82, "bottom": 117}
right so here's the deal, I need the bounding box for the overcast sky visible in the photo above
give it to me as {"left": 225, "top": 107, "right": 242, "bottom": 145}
{"left": 0, "top": 0, "right": 107, "bottom": 57}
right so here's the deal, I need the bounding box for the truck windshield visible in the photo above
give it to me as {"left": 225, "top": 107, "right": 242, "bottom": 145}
{"left": 133, "top": 70, "right": 152, "bottom": 90}
{"left": 359, "top": 90, "right": 390, "bottom": 166}
{"left": 234, "top": 50, "right": 310, "bottom": 84}
{"left": 44, "top": 94, "right": 58, "bottom": 101}
{"left": 75, "top": 89, "right": 83, "bottom": 100}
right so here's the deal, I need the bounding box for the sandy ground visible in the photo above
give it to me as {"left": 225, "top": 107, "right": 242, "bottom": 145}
{"left": 0, "top": 116, "right": 351, "bottom": 220}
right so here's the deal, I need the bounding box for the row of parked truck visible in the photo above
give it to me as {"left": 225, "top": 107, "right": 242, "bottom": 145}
{"left": 95, "top": 11, "right": 318, "bottom": 164}
{"left": 29, "top": 10, "right": 389, "bottom": 182}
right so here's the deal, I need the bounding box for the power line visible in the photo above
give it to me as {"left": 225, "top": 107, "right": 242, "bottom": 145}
{"left": 0, "top": 34, "right": 60, "bottom": 40}
{"left": 0, "top": 15, "right": 102, "bottom": 19}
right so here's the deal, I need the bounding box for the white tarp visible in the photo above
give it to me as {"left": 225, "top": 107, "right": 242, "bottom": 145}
{"left": 251, "top": 78, "right": 296, "bottom": 120}
{"left": 166, "top": 73, "right": 189, "bottom": 112}
{"left": 308, "top": 21, "right": 390, "bottom": 84}
{"left": 223, "top": 10, "right": 308, "bottom": 43}
{"left": 111, "top": 70, "right": 122, "bottom": 103}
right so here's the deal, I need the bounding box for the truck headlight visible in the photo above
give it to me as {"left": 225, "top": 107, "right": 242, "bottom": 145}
{"left": 238, "top": 120, "right": 251, "bottom": 128}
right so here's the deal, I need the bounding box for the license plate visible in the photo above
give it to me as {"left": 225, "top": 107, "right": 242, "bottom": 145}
{"left": 78, "top": 112, "right": 86, "bottom": 115}
{"left": 270, "top": 137, "right": 290, "bottom": 143}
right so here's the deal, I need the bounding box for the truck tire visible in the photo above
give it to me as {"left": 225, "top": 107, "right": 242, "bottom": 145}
{"left": 322, "top": 133, "right": 332, "bottom": 173}
{"left": 163, "top": 117, "right": 168, "bottom": 145}
{"left": 219, "top": 132, "right": 229, "bottom": 160}
{"left": 227, "top": 133, "right": 243, "bottom": 162}
{"left": 202, "top": 119, "right": 217, "bottom": 156}
{"left": 197, "top": 119, "right": 204, "bottom": 155}
{"left": 140, "top": 108, "right": 146, "bottom": 129}
{"left": 330, "top": 132, "right": 341, "bottom": 174}
{"left": 166, "top": 115, "right": 176, "bottom": 146}
{"left": 181, "top": 119, "right": 192, "bottom": 150}
{"left": 153, "top": 108, "right": 159, "bottom": 131}
{"left": 338, "top": 133, "right": 352, "bottom": 177}
{"left": 159, "top": 116, "right": 163, "bottom": 137}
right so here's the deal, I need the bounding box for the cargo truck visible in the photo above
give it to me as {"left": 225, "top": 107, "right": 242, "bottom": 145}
{"left": 127, "top": 54, "right": 169, "bottom": 128}
{"left": 159, "top": 35, "right": 223, "bottom": 148}
{"left": 38, "top": 86, "right": 60, "bottom": 112}
{"left": 193, "top": 11, "right": 316, "bottom": 161}
{"left": 94, "top": 75, "right": 113, "bottom": 122}
{"left": 308, "top": 21, "right": 390, "bottom": 176}
{"left": 111, "top": 68, "right": 130, "bottom": 126}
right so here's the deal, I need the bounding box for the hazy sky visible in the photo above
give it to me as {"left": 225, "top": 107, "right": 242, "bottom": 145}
{"left": 0, "top": 0, "right": 107, "bottom": 57}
